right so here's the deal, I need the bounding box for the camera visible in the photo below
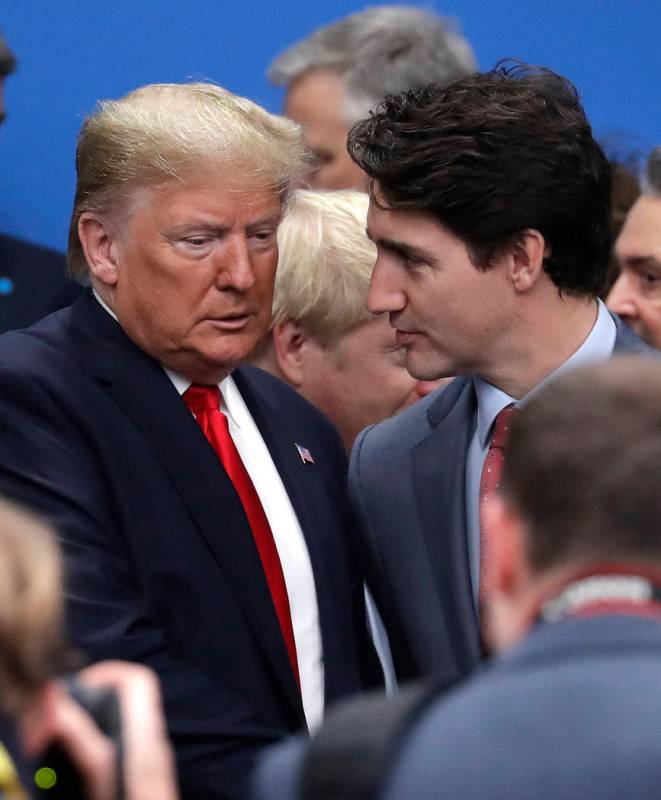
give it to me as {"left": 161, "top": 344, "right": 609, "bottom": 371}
{"left": 33, "top": 681, "right": 123, "bottom": 800}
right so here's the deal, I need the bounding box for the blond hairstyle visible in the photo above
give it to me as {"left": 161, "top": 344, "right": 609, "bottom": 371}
{"left": 272, "top": 190, "right": 376, "bottom": 345}
{"left": 0, "top": 499, "right": 68, "bottom": 714}
{"left": 68, "top": 82, "right": 310, "bottom": 278}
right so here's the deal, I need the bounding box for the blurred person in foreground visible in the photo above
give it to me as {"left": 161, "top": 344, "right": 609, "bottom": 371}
{"left": 608, "top": 146, "right": 661, "bottom": 348}
{"left": 0, "top": 496, "right": 178, "bottom": 800}
{"left": 0, "top": 82, "right": 377, "bottom": 800}
{"left": 268, "top": 5, "right": 476, "bottom": 190}
{"left": 251, "top": 190, "right": 442, "bottom": 452}
{"left": 344, "top": 62, "right": 654, "bottom": 692}
{"left": 0, "top": 32, "right": 81, "bottom": 333}
{"left": 255, "top": 356, "right": 661, "bottom": 800}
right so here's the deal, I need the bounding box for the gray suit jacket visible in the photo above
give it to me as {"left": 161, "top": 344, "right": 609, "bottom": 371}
{"left": 253, "top": 616, "right": 661, "bottom": 800}
{"left": 382, "top": 614, "right": 661, "bottom": 800}
{"left": 349, "top": 315, "right": 654, "bottom": 688}
{"left": 254, "top": 614, "right": 661, "bottom": 800}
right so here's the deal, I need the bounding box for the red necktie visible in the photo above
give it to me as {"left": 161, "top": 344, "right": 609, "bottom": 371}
{"left": 183, "top": 384, "right": 300, "bottom": 687}
{"left": 479, "top": 405, "right": 517, "bottom": 638}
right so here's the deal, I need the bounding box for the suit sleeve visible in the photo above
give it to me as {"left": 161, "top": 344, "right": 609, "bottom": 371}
{"left": 0, "top": 366, "right": 290, "bottom": 800}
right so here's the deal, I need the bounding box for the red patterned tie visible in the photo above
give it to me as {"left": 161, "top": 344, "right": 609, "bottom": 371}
{"left": 183, "top": 384, "right": 300, "bottom": 687}
{"left": 479, "top": 405, "right": 517, "bottom": 637}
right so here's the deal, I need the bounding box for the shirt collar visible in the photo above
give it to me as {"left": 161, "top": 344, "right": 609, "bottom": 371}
{"left": 474, "top": 299, "right": 616, "bottom": 448}
{"left": 92, "top": 287, "right": 119, "bottom": 321}
{"left": 164, "top": 367, "right": 241, "bottom": 429}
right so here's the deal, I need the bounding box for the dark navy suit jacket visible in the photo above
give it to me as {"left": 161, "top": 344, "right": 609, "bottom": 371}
{"left": 0, "top": 233, "right": 81, "bottom": 333}
{"left": 254, "top": 614, "right": 661, "bottom": 800}
{"left": 348, "top": 316, "right": 654, "bottom": 690}
{"left": 0, "top": 291, "right": 371, "bottom": 800}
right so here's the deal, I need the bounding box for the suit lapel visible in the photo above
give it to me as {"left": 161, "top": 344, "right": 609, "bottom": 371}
{"left": 410, "top": 380, "right": 481, "bottom": 673}
{"left": 70, "top": 293, "right": 303, "bottom": 718}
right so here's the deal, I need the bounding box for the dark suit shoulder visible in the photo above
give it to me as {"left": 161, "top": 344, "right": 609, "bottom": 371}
{"left": 0, "top": 234, "right": 81, "bottom": 334}
{"left": 0, "top": 304, "right": 75, "bottom": 369}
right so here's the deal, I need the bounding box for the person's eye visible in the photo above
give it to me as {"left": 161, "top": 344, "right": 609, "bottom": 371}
{"left": 639, "top": 271, "right": 661, "bottom": 294}
{"left": 184, "top": 236, "right": 212, "bottom": 247}
{"left": 250, "top": 230, "right": 277, "bottom": 248}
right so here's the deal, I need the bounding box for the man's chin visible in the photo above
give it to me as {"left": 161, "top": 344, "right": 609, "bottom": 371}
{"left": 405, "top": 353, "right": 453, "bottom": 383}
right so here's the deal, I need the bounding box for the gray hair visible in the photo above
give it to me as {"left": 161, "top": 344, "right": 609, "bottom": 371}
{"left": 68, "top": 82, "right": 310, "bottom": 278}
{"left": 641, "top": 146, "right": 661, "bottom": 196}
{"left": 268, "top": 5, "right": 476, "bottom": 122}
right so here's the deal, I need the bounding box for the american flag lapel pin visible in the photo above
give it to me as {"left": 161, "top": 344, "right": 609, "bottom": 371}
{"left": 295, "top": 443, "right": 315, "bottom": 464}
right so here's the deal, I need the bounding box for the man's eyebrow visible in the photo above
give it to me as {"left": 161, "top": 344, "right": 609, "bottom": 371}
{"left": 247, "top": 212, "right": 283, "bottom": 229}
{"left": 168, "top": 221, "right": 227, "bottom": 236}
{"left": 366, "top": 231, "right": 431, "bottom": 261}
{"left": 625, "top": 255, "right": 661, "bottom": 272}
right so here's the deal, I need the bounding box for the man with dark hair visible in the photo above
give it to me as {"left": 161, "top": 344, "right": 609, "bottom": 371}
{"left": 346, "top": 62, "right": 653, "bottom": 690}
{"left": 608, "top": 146, "right": 661, "bottom": 348}
{"left": 254, "top": 357, "right": 661, "bottom": 800}
{"left": 0, "top": 32, "right": 80, "bottom": 333}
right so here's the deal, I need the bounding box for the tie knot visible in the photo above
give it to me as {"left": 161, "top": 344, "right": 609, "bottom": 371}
{"left": 490, "top": 405, "right": 517, "bottom": 450}
{"left": 183, "top": 384, "right": 221, "bottom": 414}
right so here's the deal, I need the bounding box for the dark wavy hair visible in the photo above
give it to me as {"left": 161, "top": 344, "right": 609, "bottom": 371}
{"left": 348, "top": 61, "right": 612, "bottom": 296}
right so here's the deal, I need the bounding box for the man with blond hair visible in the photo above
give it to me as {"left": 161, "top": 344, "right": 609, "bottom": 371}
{"left": 252, "top": 190, "right": 440, "bottom": 451}
{"left": 0, "top": 82, "right": 375, "bottom": 799}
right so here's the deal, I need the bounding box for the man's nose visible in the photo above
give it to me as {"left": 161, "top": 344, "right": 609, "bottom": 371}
{"left": 367, "top": 257, "right": 406, "bottom": 315}
{"left": 216, "top": 238, "right": 256, "bottom": 292}
{"left": 607, "top": 271, "right": 638, "bottom": 320}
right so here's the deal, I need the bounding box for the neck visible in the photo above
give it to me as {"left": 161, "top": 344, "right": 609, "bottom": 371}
{"left": 481, "top": 292, "right": 598, "bottom": 399}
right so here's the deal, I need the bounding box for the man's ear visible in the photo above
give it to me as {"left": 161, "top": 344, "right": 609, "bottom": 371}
{"left": 78, "top": 212, "right": 120, "bottom": 287}
{"left": 509, "top": 229, "right": 547, "bottom": 293}
{"left": 272, "top": 319, "right": 308, "bottom": 387}
{"left": 483, "top": 493, "right": 526, "bottom": 599}
{"left": 483, "top": 492, "right": 532, "bottom": 652}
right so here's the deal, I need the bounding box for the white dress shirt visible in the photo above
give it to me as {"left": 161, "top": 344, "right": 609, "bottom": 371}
{"left": 93, "top": 290, "right": 325, "bottom": 731}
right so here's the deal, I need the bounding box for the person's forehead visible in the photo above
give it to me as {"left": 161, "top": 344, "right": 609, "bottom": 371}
{"left": 616, "top": 195, "right": 661, "bottom": 258}
{"left": 366, "top": 197, "right": 446, "bottom": 238}
{"left": 126, "top": 174, "right": 283, "bottom": 219}
{"left": 285, "top": 69, "right": 349, "bottom": 130}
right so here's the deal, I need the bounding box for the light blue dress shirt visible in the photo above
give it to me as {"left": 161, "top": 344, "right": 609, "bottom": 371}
{"left": 465, "top": 299, "right": 617, "bottom": 608}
